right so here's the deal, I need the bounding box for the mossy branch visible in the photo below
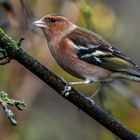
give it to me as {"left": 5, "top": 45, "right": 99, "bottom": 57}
{"left": 0, "top": 28, "right": 140, "bottom": 140}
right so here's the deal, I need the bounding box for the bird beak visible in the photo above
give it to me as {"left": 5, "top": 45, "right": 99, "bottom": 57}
{"left": 33, "top": 19, "right": 48, "bottom": 28}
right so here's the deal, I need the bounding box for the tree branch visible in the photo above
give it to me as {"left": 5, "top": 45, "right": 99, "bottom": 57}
{"left": 0, "top": 28, "right": 139, "bottom": 140}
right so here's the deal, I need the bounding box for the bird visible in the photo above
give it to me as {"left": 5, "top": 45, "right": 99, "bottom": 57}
{"left": 33, "top": 14, "right": 140, "bottom": 93}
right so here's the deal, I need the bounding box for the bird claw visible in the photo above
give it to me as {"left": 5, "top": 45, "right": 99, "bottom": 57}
{"left": 59, "top": 76, "right": 72, "bottom": 97}
{"left": 85, "top": 97, "right": 95, "bottom": 107}
{"left": 60, "top": 76, "right": 95, "bottom": 106}
{"left": 61, "top": 85, "right": 72, "bottom": 97}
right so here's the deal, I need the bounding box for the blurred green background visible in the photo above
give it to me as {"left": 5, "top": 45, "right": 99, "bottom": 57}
{"left": 0, "top": 0, "right": 140, "bottom": 140}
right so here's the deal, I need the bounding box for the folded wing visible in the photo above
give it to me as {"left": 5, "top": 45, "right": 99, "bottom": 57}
{"left": 67, "top": 27, "right": 140, "bottom": 77}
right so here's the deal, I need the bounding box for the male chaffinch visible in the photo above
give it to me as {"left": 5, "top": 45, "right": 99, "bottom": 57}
{"left": 33, "top": 14, "right": 140, "bottom": 87}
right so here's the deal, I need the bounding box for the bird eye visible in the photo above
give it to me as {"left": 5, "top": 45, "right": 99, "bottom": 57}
{"left": 48, "top": 18, "right": 56, "bottom": 23}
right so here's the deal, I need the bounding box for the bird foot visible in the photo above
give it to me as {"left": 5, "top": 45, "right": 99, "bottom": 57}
{"left": 90, "top": 88, "right": 101, "bottom": 99}
{"left": 62, "top": 84, "right": 72, "bottom": 97}
{"left": 85, "top": 97, "right": 95, "bottom": 107}
{"left": 59, "top": 76, "right": 72, "bottom": 97}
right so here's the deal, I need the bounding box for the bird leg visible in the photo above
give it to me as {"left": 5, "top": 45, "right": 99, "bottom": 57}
{"left": 70, "top": 79, "right": 103, "bottom": 100}
{"left": 60, "top": 77, "right": 105, "bottom": 107}
{"left": 84, "top": 83, "right": 106, "bottom": 107}
{"left": 89, "top": 81, "right": 108, "bottom": 99}
{"left": 90, "top": 87, "right": 102, "bottom": 99}
{"left": 69, "top": 79, "right": 92, "bottom": 85}
{"left": 84, "top": 84, "right": 102, "bottom": 106}
{"left": 60, "top": 78, "right": 93, "bottom": 97}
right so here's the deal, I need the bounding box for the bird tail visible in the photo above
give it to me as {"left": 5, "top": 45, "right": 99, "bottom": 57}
{"left": 123, "top": 67, "right": 140, "bottom": 82}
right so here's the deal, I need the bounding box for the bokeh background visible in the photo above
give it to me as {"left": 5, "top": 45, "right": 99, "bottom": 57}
{"left": 0, "top": 0, "right": 140, "bottom": 140}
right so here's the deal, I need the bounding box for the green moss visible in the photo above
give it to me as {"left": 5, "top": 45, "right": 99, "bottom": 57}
{"left": 0, "top": 91, "right": 26, "bottom": 125}
{"left": 0, "top": 28, "right": 20, "bottom": 49}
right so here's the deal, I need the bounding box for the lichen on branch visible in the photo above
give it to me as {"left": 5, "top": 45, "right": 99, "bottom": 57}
{"left": 0, "top": 91, "right": 25, "bottom": 125}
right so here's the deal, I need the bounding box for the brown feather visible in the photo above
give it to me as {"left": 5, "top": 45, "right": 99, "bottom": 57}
{"left": 67, "top": 27, "right": 111, "bottom": 46}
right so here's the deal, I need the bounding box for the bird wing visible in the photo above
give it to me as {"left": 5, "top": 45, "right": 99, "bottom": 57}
{"left": 67, "top": 27, "right": 140, "bottom": 77}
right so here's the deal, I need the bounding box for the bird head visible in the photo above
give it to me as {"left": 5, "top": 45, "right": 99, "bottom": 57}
{"left": 33, "top": 14, "right": 76, "bottom": 40}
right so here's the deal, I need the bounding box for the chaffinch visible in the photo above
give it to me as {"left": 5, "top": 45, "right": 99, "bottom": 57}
{"left": 33, "top": 14, "right": 140, "bottom": 86}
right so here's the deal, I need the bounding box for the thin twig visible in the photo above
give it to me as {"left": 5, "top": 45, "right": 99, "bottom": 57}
{"left": 0, "top": 91, "right": 25, "bottom": 125}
